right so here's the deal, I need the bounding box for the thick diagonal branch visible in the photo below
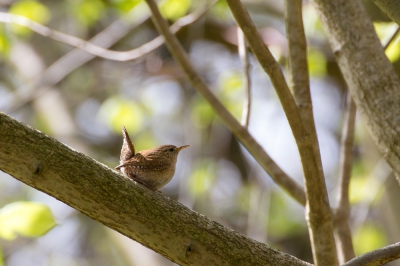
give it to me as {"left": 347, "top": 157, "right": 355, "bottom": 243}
{"left": 0, "top": 112, "right": 311, "bottom": 266}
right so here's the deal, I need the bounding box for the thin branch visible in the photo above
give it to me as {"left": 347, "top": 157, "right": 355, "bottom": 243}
{"left": 226, "top": 1, "right": 337, "bottom": 265}
{"left": 342, "top": 242, "right": 400, "bottom": 266}
{"left": 371, "top": 0, "right": 400, "bottom": 26}
{"left": 284, "top": 0, "right": 314, "bottom": 133}
{"left": 143, "top": 0, "right": 307, "bottom": 206}
{"left": 9, "top": 3, "right": 151, "bottom": 112}
{"left": 0, "top": 111, "right": 313, "bottom": 266}
{"left": 238, "top": 28, "right": 252, "bottom": 128}
{"left": 8, "top": 1, "right": 215, "bottom": 112}
{"left": 0, "top": 1, "right": 214, "bottom": 62}
{"left": 334, "top": 93, "right": 357, "bottom": 263}
{"left": 383, "top": 26, "right": 400, "bottom": 51}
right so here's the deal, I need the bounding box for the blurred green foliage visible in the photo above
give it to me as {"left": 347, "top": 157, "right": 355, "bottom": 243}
{"left": 353, "top": 223, "right": 387, "bottom": 255}
{"left": 189, "top": 160, "right": 217, "bottom": 195}
{"left": 159, "top": 0, "right": 191, "bottom": 21}
{"left": 374, "top": 22, "right": 400, "bottom": 63}
{"left": 0, "top": 202, "right": 56, "bottom": 240}
{"left": 98, "top": 96, "right": 144, "bottom": 135}
{"left": 9, "top": 0, "right": 51, "bottom": 36}
{"left": 70, "top": 0, "right": 106, "bottom": 27}
{"left": 307, "top": 48, "right": 326, "bottom": 77}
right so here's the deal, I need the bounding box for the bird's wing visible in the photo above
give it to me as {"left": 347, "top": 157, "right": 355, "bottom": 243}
{"left": 115, "top": 153, "right": 148, "bottom": 170}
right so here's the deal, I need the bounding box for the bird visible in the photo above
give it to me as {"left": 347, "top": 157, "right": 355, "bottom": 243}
{"left": 115, "top": 126, "right": 189, "bottom": 191}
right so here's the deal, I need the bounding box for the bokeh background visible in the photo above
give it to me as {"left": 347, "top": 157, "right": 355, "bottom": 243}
{"left": 1, "top": 0, "right": 400, "bottom": 265}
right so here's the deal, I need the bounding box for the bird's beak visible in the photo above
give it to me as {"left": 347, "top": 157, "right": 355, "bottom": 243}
{"left": 178, "top": 145, "right": 190, "bottom": 151}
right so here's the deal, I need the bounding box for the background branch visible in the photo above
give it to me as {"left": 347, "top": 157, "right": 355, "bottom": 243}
{"left": 334, "top": 93, "right": 357, "bottom": 263}
{"left": 143, "top": 0, "right": 307, "bottom": 206}
{"left": 8, "top": 2, "right": 215, "bottom": 112}
{"left": 371, "top": 0, "right": 400, "bottom": 25}
{"left": 0, "top": 111, "right": 312, "bottom": 266}
{"left": 342, "top": 242, "right": 400, "bottom": 266}
{"left": 0, "top": 2, "right": 213, "bottom": 62}
{"left": 226, "top": 1, "right": 337, "bottom": 264}
{"left": 238, "top": 28, "right": 251, "bottom": 128}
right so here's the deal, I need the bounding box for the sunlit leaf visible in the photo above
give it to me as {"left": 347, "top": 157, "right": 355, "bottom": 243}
{"left": 267, "top": 192, "right": 305, "bottom": 237}
{"left": 354, "top": 223, "right": 387, "bottom": 255}
{"left": 98, "top": 97, "right": 144, "bottom": 135}
{"left": 191, "top": 97, "right": 215, "bottom": 129}
{"left": 189, "top": 160, "right": 216, "bottom": 195}
{"left": 0, "top": 27, "right": 10, "bottom": 55}
{"left": 210, "top": 0, "right": 231, "bottom": 21}
{"left": 109, "top": 0, "right": 143, "bottom": 13}
{"left": 132, "top": 132, "right": 157, "bottom": 152}
{"left": 374, "top": 22, "right": 400, "bottom": 62}
{"left": 349, "top": 175, "right": 382, "bottom": 204}
{"left": 159, "top": 0, "right": 191, "bottom": 21}
{"left": 9, "top": 0, "right": 51, "bottom": 36}
{"left": 0, "top": 202, "right": 56, "bottom": 240}
{"left": 72, "top": 0, "right": 106, "bottom": 27}
{"left": 308, "top": 48, "right": 326, "bottom": 77}
{"left": 219, "top": 71, "right": 244, "bottom": 119}
{"left": 302, "top": 4, "right": 326, "bottom": 40}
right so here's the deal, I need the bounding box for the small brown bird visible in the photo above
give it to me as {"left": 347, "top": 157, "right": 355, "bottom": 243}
{"left": 115, "top": 126, "right": 189, "bottom": 191}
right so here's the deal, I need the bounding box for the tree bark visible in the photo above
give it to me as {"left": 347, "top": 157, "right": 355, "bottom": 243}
{"left": 371, "top": 0, "right": 400, "bottom": 25}
{"left": 0, "top": 112, "right": 312, "bottom": 266}
{"left": 310, "top": 0, "right": 400, "bottom": 179}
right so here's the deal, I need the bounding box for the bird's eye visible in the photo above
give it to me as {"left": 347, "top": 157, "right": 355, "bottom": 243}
{"left": 169, "top": 148, "right": 174, "bottom": 152}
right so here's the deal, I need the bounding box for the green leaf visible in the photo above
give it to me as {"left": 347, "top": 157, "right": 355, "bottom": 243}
{"left": 9, "top": 0, "right": 51, "bottom": 36}
{"left": 354, "top": 223, "right": 387, "bottom": 255}
{"left": 109, "top": 0, "right": 143, "bottom": 13}
{"left": 0, "top": 27, "right": 10, "bottom": 55}
{"left": 71, "top": 0, "right": 106, "bottom": 27}
{"left": 98, "top": 97, "right": 144, "bottom": 135}
{"left": 308, "top": 48, "right": 326, "bottom": 77}
{"left": 191, "top": 97, "right": 215, "bottom": 129}
{"left": 159, "top": 0, "right": 191, "bottom": 21}
{"left": 374, "top": 22, "right": 400, "bottom": 62}
{"left": 0, "top": 202, "right": 57, "bottom": 240}
{"left": 189, "top": 160, "right": 216, "bottom": 195}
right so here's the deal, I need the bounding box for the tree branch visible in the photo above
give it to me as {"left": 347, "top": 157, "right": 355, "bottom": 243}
{"left": 371, "top": 0, "right": 400, "bottom": 25}
{"left": 238, "top": 28, "right": 251, "bottom": 128}
{"left": 0, "top": 1, "right": 214, "bottom": 62}
{"left": 143, "top": 0, "right": 307, "bottom": 206}
{"left": 225, "top": 1, "right": 337, "bottom": 264}
{"left": 342, "top": 242, "right": 400, "bottom": 266}
{"left": 0, "top": 111, "right": 312, "bottom": 266}
{"left": 334, "top": 93, "right": 357, "bottom": 263}
{"left": 309, "top": 0, "right": 400, "bottom": 181}
{"left": 9, "top": 3, "right": 151, "bottom": 112}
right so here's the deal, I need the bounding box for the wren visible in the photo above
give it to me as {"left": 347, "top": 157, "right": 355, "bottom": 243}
{"left": 115, "top": 126, "right": 189, "bottom": 191}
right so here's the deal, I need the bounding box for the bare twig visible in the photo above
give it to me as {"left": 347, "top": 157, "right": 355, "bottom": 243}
{"left": 8, "top": 1, "right": 215, "bottom": 111}
{"left": 238, "top": 28, "right": 252, "bottom": 128}
{"left": 143, "top": 0, "right": 307, "bottom": 205}
{"left": 226, "top": 1, "right": 337, "bottom": 264}
{"left": 9, "top": 3, "right": 150, "bottom": 112}
{"left": 334, "top": 93, "right": 357, "bottom": 263}
{"left": 0, "top": 1, "right": 214, "bottom": 62}
{"left": 383, "top": 26, "right": 400, "bottom": 51}
{"left": 342, "top": 242, "right": 400, "bottom": 266}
